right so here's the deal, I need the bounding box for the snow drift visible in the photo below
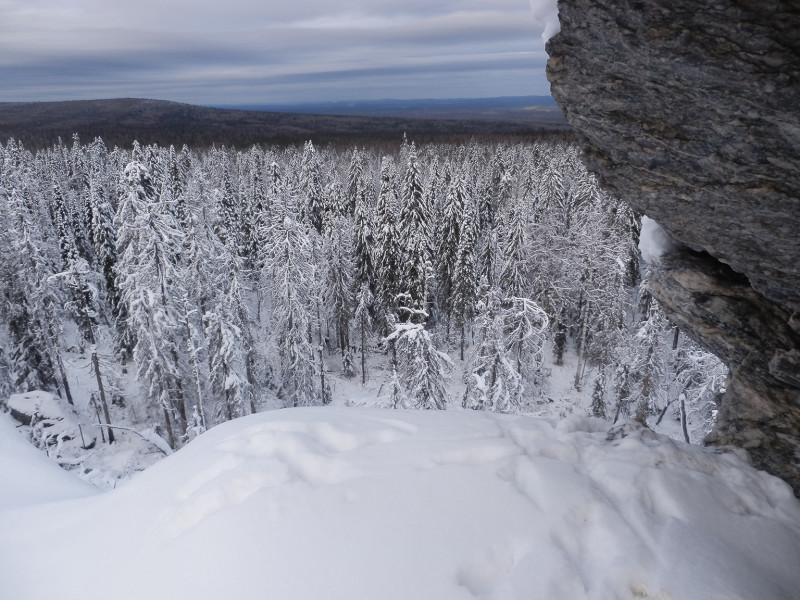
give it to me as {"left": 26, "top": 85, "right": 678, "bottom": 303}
{"left": 1, "top": 407, "right": 799, "bottom": 600}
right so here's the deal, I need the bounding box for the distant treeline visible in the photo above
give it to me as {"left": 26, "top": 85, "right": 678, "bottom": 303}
{"left": 0, "top": 98, "right": 572, "bottom": 151}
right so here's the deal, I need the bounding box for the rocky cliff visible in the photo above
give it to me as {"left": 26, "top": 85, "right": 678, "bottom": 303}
{"left": 545, "top": 0, "right": 800, "bottom": 493}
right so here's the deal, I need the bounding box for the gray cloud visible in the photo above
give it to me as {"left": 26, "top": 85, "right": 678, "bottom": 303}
{"left": 0, "top": 0, "right": 555, "bottom": 103}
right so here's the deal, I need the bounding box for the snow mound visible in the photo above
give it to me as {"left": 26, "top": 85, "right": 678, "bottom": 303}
{"left": 1, "top": 407, "right": 798, "bottom": 600}
{"left": 0, "top": 412, "right": 96, "bottom": 510}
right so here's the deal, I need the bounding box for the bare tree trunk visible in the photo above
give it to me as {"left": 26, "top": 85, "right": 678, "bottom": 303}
{"left": 91, "top": 349, "right": 115, "bottom": 443}
{"left": 574, "top": 293, "right": 591, "bottom": 390}
{"left": 181, "top": 302, "right": 207, "bottom": 430}
{"left": 636, "top": 344, "right": 655, "bottom": 423}
{"left": 680, "top": 394, "right": 690, "bottom": 443}
{"left": 316, "top": 301, "right": 326, "bottom": 404}
{"left": 153, "top": 365, "right": 176, "bottom": 449}
{"left": 55, "top": 352, "right": 75, "bottom": 406}
{"left": 245, "top": 353, "right": 257, "bottom": 414}
{"left": 360, "top": 314, "right": 367, "bottom": 385}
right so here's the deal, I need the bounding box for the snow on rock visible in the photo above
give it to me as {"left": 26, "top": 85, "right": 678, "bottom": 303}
{"left": 3, "top": 390, "right": 169, "bottom": 489}
{"left": 530, "top": 0, "right": 560, "bottom": 42}
{"left": 639, "top": 216, "right": 683, "bottom": 263}
{"left": 6, "top": 390, "right": 73, "bottom": 425}
{"left": 1, "top": 407, "right": 799, "bottom": 600}
{"left": 0, "top": 412, "right": 96, "bottom": 510}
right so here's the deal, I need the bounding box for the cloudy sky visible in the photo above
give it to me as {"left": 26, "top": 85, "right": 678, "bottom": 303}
{"left": 0, "top": 0, "right": 557, "bottom": 104}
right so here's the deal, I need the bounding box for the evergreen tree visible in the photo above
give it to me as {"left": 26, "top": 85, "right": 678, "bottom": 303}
{"left": 87, "top": 145, "right": 119, "bottom": 315}
{"left": 299, "top": 141, "right": 325, "bottom": 234}
{"left": 498, "top": 202, "right": 528, "bottom": 298}
{"left": 352, "top": 169, "right": 375, "bottom": 292}
{"left": 437, "top": 171, "right": 467, "bottom": 322}
{"left": 353, "top": 282, "right": 373, "bottom": 384}
{"left": 398, "top": 145, "right": 432, "bottom": 312}
{"left": 387, "top": 310, "right": 450, "bottom": 410}
{"left": 451, "top": 198, "right": 478, "bottom": 361}
{"left": 115, "top": 161, "right": 187, "bottom": 448}
{"left": 204, "top": 273, "right": 250, "bottom": 423}
{"left": 591, "top": 368, "right": 608, "bottom": 419}
{"left": 345, "top": 148, "right": 366, "bottom": 217}
{"left": 2, "top": 189, "right": 61, "bottom": 394}
{"left": 51, "top": 182, "right": 79, "bottom": 268}
{"left": 503, "top": 295, "right": 549, "bottom": 391}
{"left": 373, "top": 157, "right": 402, "bottom": 328}
{"left": 266, "top": 210, "right": 319, "bottom": 407}
{"left": 324, "top": 215, "right": 355, "bottom": 364}
{"left": 462, "top": 286, "right": 521, "bottom": 413}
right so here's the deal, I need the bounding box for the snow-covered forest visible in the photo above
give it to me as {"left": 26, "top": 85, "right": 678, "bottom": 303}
{"left": 0, "top": 135, "right": 726, "bottom": 464}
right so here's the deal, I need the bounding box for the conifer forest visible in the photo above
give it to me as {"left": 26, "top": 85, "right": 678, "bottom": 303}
{"left": 0, "top": 135, "right": 726, "bottom": 453}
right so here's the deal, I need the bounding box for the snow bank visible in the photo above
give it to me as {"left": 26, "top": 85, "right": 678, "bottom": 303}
{"left": 1, "top": 408, "right": 798, "bottom": 600}
{"left": 639, "top": 216, "right": 683, "bottom": 263}
{"left": 0, "top": 412, "right": 96, "bottom": 510}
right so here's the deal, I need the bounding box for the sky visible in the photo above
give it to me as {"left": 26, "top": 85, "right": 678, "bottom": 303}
{"left": 0, "top": 0, "right": 558, "bottom": 105}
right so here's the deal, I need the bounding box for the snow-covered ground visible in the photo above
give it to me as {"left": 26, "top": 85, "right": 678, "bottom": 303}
{"left": 2, "top": 406, "right": 799, "bottom": 600}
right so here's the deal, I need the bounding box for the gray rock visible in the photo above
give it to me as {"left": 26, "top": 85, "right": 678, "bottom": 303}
{"left": 546, "top": 0, "right": 800, "bottom": 493}
{"left": 649, "top": 250, "right": 800, "bottom": 492}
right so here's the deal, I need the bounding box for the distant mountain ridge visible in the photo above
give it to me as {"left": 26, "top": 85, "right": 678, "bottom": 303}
{"left": 212, "top": 95, "right": 562, "bottom": 122}
{"left": 0, "top": 97, "right": 567, "bottom": 150}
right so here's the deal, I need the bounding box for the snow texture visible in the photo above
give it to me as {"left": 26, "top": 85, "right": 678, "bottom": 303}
{"left": 639, "top": 216, "right": 683, "bottom": 263}
{"left": 1, "top": 407, "right": 799, "bottom": 600}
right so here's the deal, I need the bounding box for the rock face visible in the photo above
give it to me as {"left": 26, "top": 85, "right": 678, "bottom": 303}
{"left": 545, "top": 1, "right": 800, "bottom": 493}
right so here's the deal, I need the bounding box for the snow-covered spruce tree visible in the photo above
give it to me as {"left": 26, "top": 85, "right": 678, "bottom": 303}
{"left": 590, "top": 367, "right": 608, "bottom": 419}
{"left": 345, "top": 147, "right": 366, "bottom": 217}
{"left": 115, "top": 160, "right": 188, "bottom": 448}
{"left": 451, "top": 197, "right": 479, "bottom": 361}
{"left": 353, "top": 282, "right": 373, "bottom": 384}
{"left": 203, "top": 271, "right": 250, "bottom": 423}
{"left": 162, "top": 145, "right": 189, "bottom": 227}
{"left": 1, "top": 188, "right": 59, "bottom": 394}
{"left": 241, "top": 147, "right": 267, "bottom": 268}
{"left": 50, "top": 182, "right": 80, "bottom": 268}
{"left": 265, "top": 206, "right": 319, "bottom": 407}
{"left": 562, "top": 181, "right": 636, "bottom": 390}
{"left": 2, "top": 186, "right": 84, "bottom": 403}
{"left": 387, "top": 305, "right": 450, "bottom": 410}
{"left": 498, "top": 201, "right": 529, "bottom": 299}
{"left": 503, "top": 295, "right": 549, "bottom": 394}
{"left": 175, "top": 292, "right": 209, "bottom": 433}
{"left": 373, "top": 156, "right": 403, "bottom": 330}
{"left": 213, "top": 234, "right": 261, "bottom": 416}
{"left": 323, "top": 215, "right": 355, "bottom": 371}
{"left": 215, "top": 166, "right": 239, "bottom": 248}
{"left": 462, "top": 285, "right": 522, "bottom": 413}
{"left": 299, "top": 141, "right": 326, "bottom": 235}
{"left": 352, "top": 164, "right": 375, "bottom": 294}
{"left": 437, "top": 169, "right": 467, "bottom": 328}
{"left": 86, "top": 140, "right": 119, "bottom": 316}
{"left": 398, "top": 145, "right": 432, "bottom": 314}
